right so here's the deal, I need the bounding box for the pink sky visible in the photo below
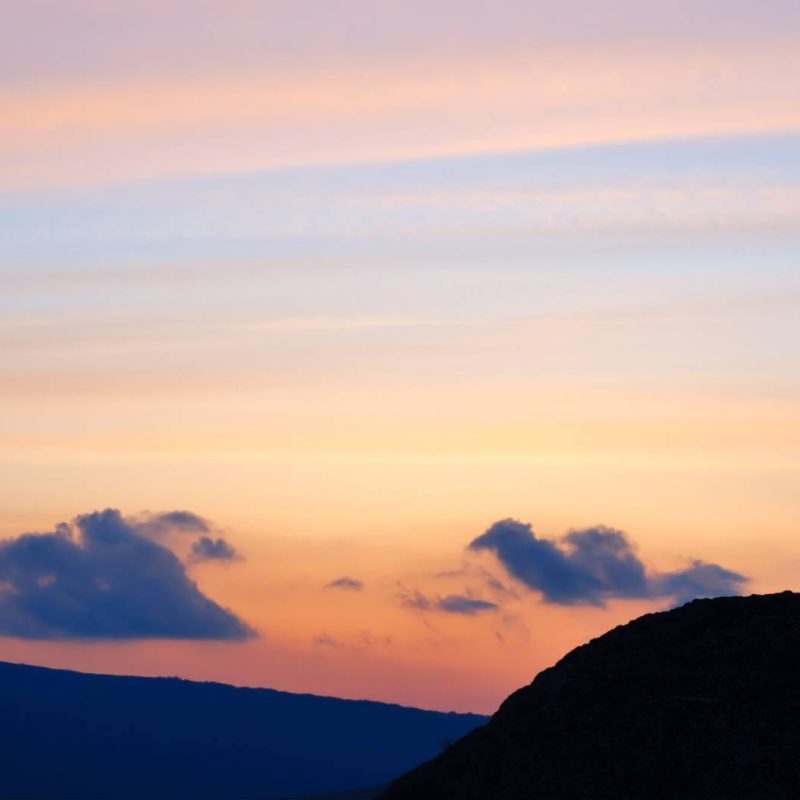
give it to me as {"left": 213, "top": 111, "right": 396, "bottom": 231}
{"left": 1, "top": 0, "right": 798, "bottom": 713}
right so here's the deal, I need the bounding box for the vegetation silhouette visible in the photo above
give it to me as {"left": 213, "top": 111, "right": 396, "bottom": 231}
{"left": 0, "top": 661, "right": 485, "bottom": 800}
{"left": 381, "top": 592, "right": 800, "bottom": 800}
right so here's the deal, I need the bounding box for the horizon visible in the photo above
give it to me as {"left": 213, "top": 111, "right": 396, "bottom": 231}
{"left": 4, "top": 587, "right": 793, "bottom": 716}
{"left": 0, "top": 656, "right": 490, "bottom": 715}
{"left": 2, "top": 0, "right": 799, "bottom": 716}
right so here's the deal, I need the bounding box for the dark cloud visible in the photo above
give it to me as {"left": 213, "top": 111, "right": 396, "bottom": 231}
{"left": 656, "top": 560, "right": 749, "bottom": 607}
{"left": 470, "top": 518, "right": 746, "bottom": 607}
{"left": 190, "top": 536, "right": 240, "bottom": 562}
{"left": 325, "top": 577, "right": 364, "bottom": 591}
{"left": 398, "top": 587, "right": 497, "bottom": 616}
{"left": 437, "top": 595, "right": 499, "bottom": 615}
{"left": 0, "top": 509, "right": 254, "bottom": 640}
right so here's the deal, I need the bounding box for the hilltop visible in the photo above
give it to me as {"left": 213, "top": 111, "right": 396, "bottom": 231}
{"left": 381, "top": 592, "right": 800, "bottom": 799}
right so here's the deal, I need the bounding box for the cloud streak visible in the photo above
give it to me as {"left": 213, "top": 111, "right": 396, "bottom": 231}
{"left": 437, "top": 595, "right": 500, "bottom": 615}
{"left": 399, "top": 587, "right": 498, "bottom": 616}
{"left": 136, "top": 510, "right": 212, "bottom": 540}
{"left": 326, "top": 577, "right": 364, "bottom": 591}
{"left": 0, "top": 509, "right": 254, "bottom": 640}
{"left": 470, "top": 519, "right": 746, "bottom": 607}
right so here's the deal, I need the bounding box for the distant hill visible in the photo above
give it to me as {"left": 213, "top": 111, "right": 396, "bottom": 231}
{"left": 0, "top": 661, "right": 486, "bottom": 800}
{"left": 381, "top": 592, "right": 800, "bottom": 799}
{"left": 290, "top": 788, "right": 385, "bottom": 800}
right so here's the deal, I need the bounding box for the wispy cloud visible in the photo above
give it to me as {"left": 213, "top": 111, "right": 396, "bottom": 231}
{"left": 398, "top": 586, "right": 498, "bottom": 616}
{"left": 242, "top": 316, "right": 465, "bottom": 334}
{"left": 325, "top": 576, "right": 364, "bottom": 591}
{"left": 312, "top": 631, "right": 392, "bottom": 650}
{"left": 3, "top": 29, "right": 798, "bottom": 190}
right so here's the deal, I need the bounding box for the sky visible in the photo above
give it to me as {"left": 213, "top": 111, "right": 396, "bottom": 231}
{"left": 1, "top": 0, "right": 799, "bottom": 714}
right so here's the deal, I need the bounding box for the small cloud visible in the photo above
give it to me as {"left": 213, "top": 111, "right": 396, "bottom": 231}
{"left": 398, "top": 586, "right": 433, "bottom": 611}
{"left": 151, "top": 511, "right": 211, "bottom": 532}
{"left": 656, "top": 560, "right": 749, "bottom": 607}
{"left": 398, "top": 586, "right": 497, "bottom": 616}
{"left": 437, "top": 595, "right": 499, "bottom": 615}
{"left": 325, "top": 576, "right": 364, "bottom": 591}
{"left": 190, "top": 536, "right": 240, "bottom": 562}
{"left": 470, "top": 518, "right": 747, "bottom": 607}
{"left": 136, "top": 510, "right": 213, "bottom": 540}
{"left": 312, "top": 633, "right": 342, "bottom": 648}
{"left": 312, "top": 631, "right": 391, "bottom": 651}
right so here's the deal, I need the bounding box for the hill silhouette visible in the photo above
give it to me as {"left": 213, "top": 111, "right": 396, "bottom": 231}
{"left": 290, "top": 787, "right": 385, "bottom": 799}
{"left": 0, "top": 661, "right": 485, "bottom": 800}
{"left": 381, "top": 592, "right": 800, "bottom": 800}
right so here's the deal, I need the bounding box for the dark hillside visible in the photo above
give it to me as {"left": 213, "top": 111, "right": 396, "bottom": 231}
{"left": 381, "top": 592, "right": 800, "bottom": 800}
{"left": 0, "top": 661, "right": 485, "bottom": 800}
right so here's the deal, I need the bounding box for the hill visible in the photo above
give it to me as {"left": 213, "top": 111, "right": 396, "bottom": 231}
{"left": 0, "top": 661, "right": 485, "bottom": 800}
{"left": 380, "top": 592, "right": 800, "bottom": 799}
{"left": 290, "top": 788, "right": 385, "bottom": 800}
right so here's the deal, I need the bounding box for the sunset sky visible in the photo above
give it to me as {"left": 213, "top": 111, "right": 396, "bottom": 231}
{"left": 1, "top": 0, "right": 799, "bottom": 714}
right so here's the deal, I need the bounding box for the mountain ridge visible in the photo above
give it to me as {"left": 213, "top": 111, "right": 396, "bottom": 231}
{"left": 381, "top": 591, "right": 800, "bottom": 800}
{"left": 0, "top": 658, "right": 486, "bottom": 800}
{"left": 0, "top": 658, "right": 478, "bottom": 716}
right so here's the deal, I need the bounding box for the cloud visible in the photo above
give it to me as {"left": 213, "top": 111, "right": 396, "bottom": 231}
{"left": 478, "top": 567, "right": 519, "bottom": 601}
{"left": 312, "top": 633, "right": 341, "bottom": 648}
{"left": 325, "top": 577, "right": 364, "bottom": 591}
{"left": 150, "top": 510, "right": 211, "bottom": 531}
{"left": 311, "top": 631, "right": 392, "bottom": 651}
{"left": 470, "top": 518, "right": 746, "bottom": 607}
{"left": 135, "top": 510, "right": 213, "bottom": 540}
{"left": 437, "top": 595, "right": 499, "bottom": 615}
{"left": 656, "top": 560, "right": 750, "bottom": 607}
{"left": 398, "top": 587, "right": 433, "bottom": 611}
{"left": 398, "top": 587, "right": 498, "bottom": 616}
{"left": 190, "top": 536, "right": 240, "bottom": 562}
{"left": 0, "top": 509, "right": 254, "bottom": 640}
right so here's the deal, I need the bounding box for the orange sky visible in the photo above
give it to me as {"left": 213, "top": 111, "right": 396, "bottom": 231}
{"left": 1, "top": 0, "right": 798, "bottom": 713}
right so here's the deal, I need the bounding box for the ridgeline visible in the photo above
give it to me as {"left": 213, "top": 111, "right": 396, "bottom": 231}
{"left": 381, "top": 592, "right": 800, "bottom": 800}
{"left": 0, "top": 661, "right": 485, "bottom": 800}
